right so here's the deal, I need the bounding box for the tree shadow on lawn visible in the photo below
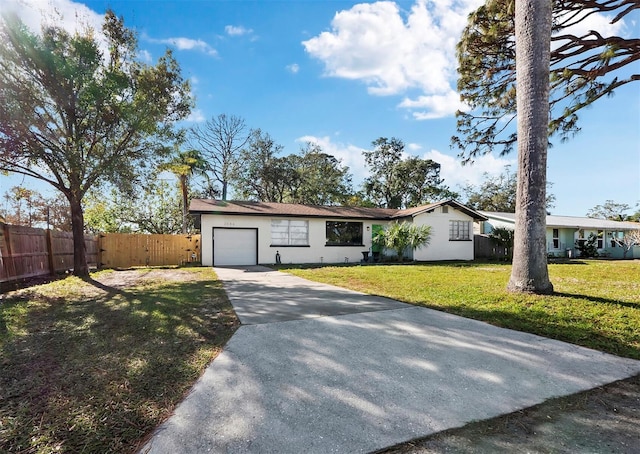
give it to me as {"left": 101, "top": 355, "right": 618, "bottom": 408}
{"left": 0, "top": 273, "right": 239, "bottom": 453}
{"left": 414, "top": 302, "right": 639, "bottom": 361}
{"left": 552, "top": 291, "right": 640, "bottom": 310}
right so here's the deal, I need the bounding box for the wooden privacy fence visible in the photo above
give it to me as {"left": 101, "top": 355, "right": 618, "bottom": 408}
{"left": 1, "top": 223, "right": 200, "bottom": 286}
{"left": 98, "top": 233, "right": 200, "bottom": 269}
{"left": 0, "top": 223, "right": 98, "bottom": 284}
{"left": 474, "top": 234, "right": 509, "bottom": 260}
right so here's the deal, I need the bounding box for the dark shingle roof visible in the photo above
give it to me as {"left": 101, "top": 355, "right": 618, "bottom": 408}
{"left": 189, "top": 199, "right": 396, "bottom": 219}
{"left": 190, "top": 199, "right": 487, "bottom": 221}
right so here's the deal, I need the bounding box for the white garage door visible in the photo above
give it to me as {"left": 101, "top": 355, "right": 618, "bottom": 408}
{"left": 213, "top": 228, "right": 258, "bottom": 266}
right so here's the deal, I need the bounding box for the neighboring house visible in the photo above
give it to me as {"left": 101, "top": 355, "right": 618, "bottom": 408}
{"left": 189, "top": 199, "right": 487, "bottom": 266}
{"left": 477, "top": 211, "right": 640, "bottom": 259}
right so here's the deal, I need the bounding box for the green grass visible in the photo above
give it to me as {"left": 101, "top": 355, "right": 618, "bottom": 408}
{"left": 0, "top": 267, "right": 239, "bottom": 453}
{"left": 282, "top": 260, "right": 640, "bottom": 359}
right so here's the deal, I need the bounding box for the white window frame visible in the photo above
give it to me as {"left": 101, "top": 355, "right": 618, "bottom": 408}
{"left": 449, "top": 220, "right": 471, "bottom": 241}
{"left": 271, "top": 219, "right": 309, "bottom": 246}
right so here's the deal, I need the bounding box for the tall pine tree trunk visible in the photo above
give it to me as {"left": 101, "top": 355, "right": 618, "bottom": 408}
{"left": 69, "top": 192, "right": 89, "bottom": 277}
{"left": 222, "top": 181, "right": 228, "bottom": 201}
{"left": 180, "top": 175, "right": 188, "bottom": 234}
{"left": 507, "top": 0, "right": 554, "bottom": 294}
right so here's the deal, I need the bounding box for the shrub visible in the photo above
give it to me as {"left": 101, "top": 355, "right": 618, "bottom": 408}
{"left": 576, "top": 233, "right": 599, "bottom": 258}
{"left": 373, "top": 221, "right": 431, "bottom": 261}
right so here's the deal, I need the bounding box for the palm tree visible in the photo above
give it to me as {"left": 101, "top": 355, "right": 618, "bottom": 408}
{"left": 507, "top": 0, "right": 554, "bottom": 294}
{"left": 159, "top": 149, "right": 208, "bottom": 234}
{"left": 373, "top": 222, "right": 431, "bottom": 262}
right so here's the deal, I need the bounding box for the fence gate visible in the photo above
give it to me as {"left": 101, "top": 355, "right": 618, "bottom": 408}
{"left": 99, "top": 233, "right": 200, "bottom": 268}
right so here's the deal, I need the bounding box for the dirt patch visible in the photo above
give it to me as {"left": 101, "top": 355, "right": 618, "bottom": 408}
{"left": 379, "top": 374, "right": 640, "bottom": 454}
{"left": 94, "top": 268, "right": 203, "bottom": 289}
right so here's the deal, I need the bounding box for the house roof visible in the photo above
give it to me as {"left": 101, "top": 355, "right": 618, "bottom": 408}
{"left": 480, "top": 211, "right": 640, "bottom": 230}
{"left": 396, "top": 200, "right": 488, "bottom": 221}
{"left": 190, "top": 199, "right": 488, "bottom": 221}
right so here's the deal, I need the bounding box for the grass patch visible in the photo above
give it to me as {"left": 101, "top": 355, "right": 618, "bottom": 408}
{"left": 0, "top": 267, "right": 239, "bottom": 453}
{"left": 282, "top": 260, "right": 640, "bottom": 359}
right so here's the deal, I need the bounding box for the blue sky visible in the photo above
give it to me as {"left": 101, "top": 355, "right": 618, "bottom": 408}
{"left": 2, "top": 0, "right": 639, "bottom": 216}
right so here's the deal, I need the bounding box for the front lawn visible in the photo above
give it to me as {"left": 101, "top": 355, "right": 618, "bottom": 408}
{"left": 0, "top": 267, "right": 239, "bottom": 453}
{"left": 283, "top": 260, "right": 640, "bottom": 359}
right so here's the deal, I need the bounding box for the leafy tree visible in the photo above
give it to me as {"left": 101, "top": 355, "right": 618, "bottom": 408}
{"left": 43, "top": 192, "right": 73, "bottom": 231}
{"left": 488, "top": 226, "right": 515, "bottom": 261}
{"left": 231, "top": 133, "right": 354, "bottom": 204}
{"left": 231, "top": 129, "right": 292, "bottom": 202}
{"left": 0, "top": 11, "right": 191, "bottom": 275}
{"left": 587, "top": 200, "right": 635, "bottom": 221}
{"left": 159, "top": 148, "right": 208, "bottom": 233}
{"left": 453, "top": 0, "right": 639, "bottom": 160}
{"left": 190, "top": 114, "right": 250, "bottom": 200}
{"left": 84, "top": 180, "right": 188, "bottom": 235}
{"left": 363, "top": 137, "right": 453, "bottom": 209}
{"left": 462, "top": 166, "right": 555, "bottom": 212}
{"left": 1, "top": 186, "right": 40, "bottom": 227}
{"left": 83, "top": 188, "right": 134, "bottom": 234}
{"left": 506, "top": 0, "right": 554, "bottom": 294}
{"left": 373, "top": 221, "right": 432, "bottom": 262}
{"left": 124, "top": 180, "right": 187, "bottom": 234}
{"left": 0, "top": 186, "right": 71, "bottom": 230}
{"left": 287, "top": 143, "right": 353, "bottom": 205}
{"left": 576, "top": 233, "right": 599, "bottom": 258}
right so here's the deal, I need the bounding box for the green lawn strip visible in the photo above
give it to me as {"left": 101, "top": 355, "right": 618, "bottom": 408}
{"left": 283, "top": 260, "right": 640, "bottom": 359}
{"left": 0, "top": 267, "right": 239, "bottom": 454}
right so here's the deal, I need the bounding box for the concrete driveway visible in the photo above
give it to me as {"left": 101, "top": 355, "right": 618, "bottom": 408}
{"left": 142, "top": 266, "right": 640, "bottom": 453}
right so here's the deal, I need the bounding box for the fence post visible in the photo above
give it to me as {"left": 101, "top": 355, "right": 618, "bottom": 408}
{"left": 45, "top": 229, "right": 55, "bottom": 276}
{"left": 98, "top": 234, "right": 103, "bottom": 269}
{"left": 2, "top": 223, "right": 17, "bottom": 280}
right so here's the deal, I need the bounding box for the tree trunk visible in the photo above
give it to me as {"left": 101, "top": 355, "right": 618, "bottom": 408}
{"left": 180, "top": 175, "right": 188, "bottom": 234}
{"left": 222, "top": 181, "right": 228, "bottom": 201}
{"left": 507, "top": 0, "right": 554, "bottom": 294}
{"left": 69, "top": 193, "right": 89, "bottom": 277}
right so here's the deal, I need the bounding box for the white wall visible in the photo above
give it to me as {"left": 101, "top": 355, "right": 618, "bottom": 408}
{"left": 481, "top": 218, "right": 515, "bottom": 233}
{"left": 412, "top": 206, "right": 475, "bottom": 261}
{"left": 200, "top": 214, "right": 388, "bottom": 266}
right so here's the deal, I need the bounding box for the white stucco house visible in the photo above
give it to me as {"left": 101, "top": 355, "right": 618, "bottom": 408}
{"left": 189, "top": 199, "right": 487, "bottom": 266}
{"left": 477, "top": 211, "right": 640, "bottom": 259}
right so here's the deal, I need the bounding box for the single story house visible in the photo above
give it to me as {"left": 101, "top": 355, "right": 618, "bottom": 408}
{"left": 476, "top": 211, "right": 640, "bottom": 259}
{"left": 189, "top": 199, "right": 487, "bottom": 266}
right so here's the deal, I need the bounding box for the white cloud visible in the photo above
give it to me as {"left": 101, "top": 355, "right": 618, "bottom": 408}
{"left": 138, "top": 49, "right": 152, "bottom": 63}
{"left": 225, "top": 25, "right": 254, "bottom": 36}
{"left": 3, "top": 0, "right": 221, "bottom": 61}
{"left": 3, "top": 0, "right": 104, "bottom": 36}
{"left": 296, "top": 135, "right": 513, "bottom": 192}
{"left": 185, "top": 109, "right": 206, "bottom": 123}
{"left": 422, "top": 149, "right": 514, "bottom": 190}
{"left": 303, "top": 0, "right": 484, "bottom": 119}
{"left": 550, "top": 9, "right": 627, "bottom": 75}
{"left": 554, "top": 9, "right": 626, "bottom": 43}
{"left": 296, "top": 135, "right": 368, "bottom": 182}
{"left": 286, "top": 63, "right": 300, "bottom": 74}
{"left": 148, "top": 36, "right": 218, "bottom": 56}
{"left": 399, "top": 89, "right": 468, "bottom": 120}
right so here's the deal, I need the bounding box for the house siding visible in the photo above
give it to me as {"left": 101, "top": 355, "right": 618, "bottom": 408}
{"left": 200, "top": 214, "right": 388, "bottom": 266}
{"left": 413, "top": 207, "right": 475, "bottom": 261}
{"left": 480, "top": 213, "right": 640, "bottom": 259}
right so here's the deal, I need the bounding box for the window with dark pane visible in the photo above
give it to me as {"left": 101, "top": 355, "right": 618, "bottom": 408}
{"left": 326, "top": 221, "right": 363, "bottom": 246}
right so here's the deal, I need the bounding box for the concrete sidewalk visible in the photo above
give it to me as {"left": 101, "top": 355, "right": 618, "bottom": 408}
{"left": 142, "top": 266, "right": 640, "bottom": 453}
